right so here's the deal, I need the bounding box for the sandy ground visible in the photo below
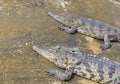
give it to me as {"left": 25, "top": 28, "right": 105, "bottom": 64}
{"left": 0, "top": 0, "right": 120, "bottom": 84}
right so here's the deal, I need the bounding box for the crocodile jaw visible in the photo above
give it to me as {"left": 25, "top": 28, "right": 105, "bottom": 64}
{"left": 33, "top": 45, "right": 57, "bottom": 63}
{"left": 48, "top": 12, "right": 72, "bottom": 26}
{"left": 48, "top": 12, "right": 65, "bottom": 23}
{"left": 33, "top": 45, "right": 82, "bottom": 63}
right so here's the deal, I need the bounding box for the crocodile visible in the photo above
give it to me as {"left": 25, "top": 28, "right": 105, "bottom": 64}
{"left": 33, "top": 45, "right": 120, "bottom": 84}
{"left": 48, "top": 12, "right": 120, "bottom": 51}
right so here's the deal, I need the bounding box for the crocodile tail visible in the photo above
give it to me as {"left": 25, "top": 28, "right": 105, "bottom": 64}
{"left": 106, "top": 76, "right": 120, "bottom": 84}
{"left": 114, "top": 76, "right": 120, "bottom": 84}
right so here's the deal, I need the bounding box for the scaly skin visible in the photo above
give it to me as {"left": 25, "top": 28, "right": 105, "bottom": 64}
{"left": 33, "top": 45, "right": 120, "bottom": 84}
{"left": 48, "top": 12, "right": 120, "bottom": 51}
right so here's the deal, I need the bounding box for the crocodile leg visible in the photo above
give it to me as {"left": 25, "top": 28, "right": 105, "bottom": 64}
{"left": 45, "top": 65, "right": 74, "bottom": 81}
{"left": 58, "top": 25, "right": 77, "bottom": 34}
{"left": 100, "top": 34, "right": 111, "bottom": 51}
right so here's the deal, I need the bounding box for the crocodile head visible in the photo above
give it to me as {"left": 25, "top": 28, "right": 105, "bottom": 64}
{"left": 33, "top": 45, "right": 81, "bottom": 63}
{"left": 48, "top": 12, "right": 81, "bottom": 27}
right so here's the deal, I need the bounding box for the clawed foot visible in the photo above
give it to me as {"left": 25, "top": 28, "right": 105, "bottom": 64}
{"left": 100, "top": 44, "right": 111, "bottom": 51}
{"left": 58, "top": 26, "right": 65, "bottom": 31}
{"left": 45, "top": 69, "right": 54, "bottom": 76}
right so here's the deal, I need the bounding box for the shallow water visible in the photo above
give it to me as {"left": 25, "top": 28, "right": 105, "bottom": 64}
{"left": 0, "top": 0, "right": 120, "bottom": 84}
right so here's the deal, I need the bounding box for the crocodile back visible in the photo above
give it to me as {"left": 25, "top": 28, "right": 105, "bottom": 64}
{"left": 78, "top": 17, "right": 120, "bottom": 40}
{"left": 68, "top": 53, "right": 120, "bottom": 84}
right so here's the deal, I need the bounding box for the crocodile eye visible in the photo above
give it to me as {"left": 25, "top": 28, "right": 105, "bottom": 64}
{"left": 71, "top": 50, "right": 75, "bottom": 52}
{"left": 55, "top": 46, "right": 61, "bottom": 50}
{"left": 72, "top": 20, "right": 74, "bottom": 22}
{"left": 58, "top": 47, "right": 61, "bottom": 50}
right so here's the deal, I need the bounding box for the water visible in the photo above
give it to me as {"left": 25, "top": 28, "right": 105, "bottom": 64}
{"left": 0, "top": 0, "right": 120, "bottom": 84}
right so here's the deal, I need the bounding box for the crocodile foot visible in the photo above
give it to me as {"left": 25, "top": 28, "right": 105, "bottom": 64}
{"left": 100, "top": 44, "right": 111, "bottom": 51}
{"left": 45, "top": 69, "right": 55, "bottom": 76}
{"left": 58, "top": 26, "right": 65, "bottom": 31}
